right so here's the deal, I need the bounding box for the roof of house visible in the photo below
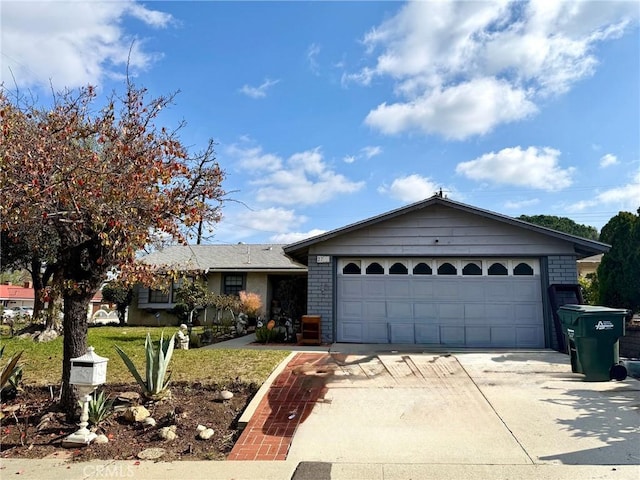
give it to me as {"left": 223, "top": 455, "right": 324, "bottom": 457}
{"left": 0, "top": 284, "right": 103, "bottom": 303}
{"left": 284, "top": 195, "right": 610, "bottom": 260}
{"left": 577, "top": 254, "right": 604, "bottom": 264}
{"left": 0, "top": 284, "right": 34, "bottom": 301}
{"left": 140, "top": 244, "right": 307, "bottom": 273}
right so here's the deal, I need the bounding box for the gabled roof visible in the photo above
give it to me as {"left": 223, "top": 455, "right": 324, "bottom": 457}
{"left": 140, "top": 244, "right": 307, "bottom": 273}
{"left": 284, "top": 195, "right": 609, "bottom": 259}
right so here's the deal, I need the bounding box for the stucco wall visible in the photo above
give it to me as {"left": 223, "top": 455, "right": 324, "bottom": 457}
{"left": 306, "top": 255, "right": 334, "bottom": 343}
{"left": 128, "top": 272, "right": 270, "bottom": 326}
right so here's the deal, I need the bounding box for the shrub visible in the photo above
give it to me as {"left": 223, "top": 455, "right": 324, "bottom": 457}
{"left": 239, "top": 291, "right": 262, "bottom": 317}
{"left": 255, "top": 324, "right": 286, "bottom": 343}
{"left": 189, "top": 332, "right": 202, "bottom": 348}
{"left": 114, "top": 331, "right": 176, "bottom": 401}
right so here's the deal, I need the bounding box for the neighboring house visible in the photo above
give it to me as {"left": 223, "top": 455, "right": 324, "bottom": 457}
{"left": 284, "top": 195, "right": 609, "bottom": 350}
{"left": 577, "top": 254, "right": 603, "bottom": 277}
{"left": 0, "top": 283, "right": 106, "bottom": 318}
{"left": 129, "top": 244, "right": 307, "bottom": 326}
{"left": 0, "top": 283, "right": 35, "bottom": 310}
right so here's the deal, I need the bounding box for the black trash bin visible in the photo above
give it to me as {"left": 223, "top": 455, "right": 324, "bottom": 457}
{"left": 558, "top": 304, "right": 628, "bottom": 382}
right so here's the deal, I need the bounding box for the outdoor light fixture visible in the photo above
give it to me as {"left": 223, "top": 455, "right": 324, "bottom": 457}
{"left": 62, "top": 346, "right": 109, "bottom": 448}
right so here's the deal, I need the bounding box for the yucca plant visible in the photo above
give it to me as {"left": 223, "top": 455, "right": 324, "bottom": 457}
{"left": 114, "top": 331, "right": 176, "bottom": 401}
{"left": 0, "top": 346, "right": 23, "bottom": 401}
{"left": 84, "top": 389, "right": 115, "bottom": 426}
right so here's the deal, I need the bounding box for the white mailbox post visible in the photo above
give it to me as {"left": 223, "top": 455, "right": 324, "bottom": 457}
{"left": 62, "top": 346, "right": 108, "bottom": 448}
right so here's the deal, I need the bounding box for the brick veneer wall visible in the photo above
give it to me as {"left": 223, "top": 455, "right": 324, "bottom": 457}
{"left": 621, "top": 323, "right": 640, "bottom": 358}
{"left": 547, "top": 255, "right": 578, "bottom": 284}
{"left": 306, "top": 255, "right": 334, "bottom": 343}
{"left": 546, "top": 255, "right": 579, "bottom": 351}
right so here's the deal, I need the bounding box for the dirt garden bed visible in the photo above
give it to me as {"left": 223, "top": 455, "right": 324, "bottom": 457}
{"left": 0, "top": 381, "right": 258, "bottom": 462}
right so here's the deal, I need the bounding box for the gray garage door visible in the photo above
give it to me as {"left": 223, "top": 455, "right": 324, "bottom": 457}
{"left": 336, "top": 258, "right": 544, "bottom": 347}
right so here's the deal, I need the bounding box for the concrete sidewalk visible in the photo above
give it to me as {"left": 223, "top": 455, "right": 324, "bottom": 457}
{"left": 1, "top": 347, "right": 639, "bottom": 480}
{"left": 1, "top": 458, "right": 638, "bottom": 480}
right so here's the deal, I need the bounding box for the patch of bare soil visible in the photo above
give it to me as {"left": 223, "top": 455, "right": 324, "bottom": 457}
{"left": 0, "top": 382, "right": 258, "bottom": 462}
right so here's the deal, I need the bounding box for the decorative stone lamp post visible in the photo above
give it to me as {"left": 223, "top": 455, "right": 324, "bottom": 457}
{"left": 62, "top": 346, "right": 108, "bottom": 448}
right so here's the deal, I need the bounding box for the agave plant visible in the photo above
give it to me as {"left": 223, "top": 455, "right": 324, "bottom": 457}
{"left": 114, "top": 331, "right": 176, "bottom": 401}
{"left": 84, "top": 389, "right": 115, "bottom": 426}
{"left": 0, "top": 345, "right": 23, "bottom": 401}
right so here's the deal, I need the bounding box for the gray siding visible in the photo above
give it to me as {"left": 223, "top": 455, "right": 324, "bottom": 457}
{"left": 306, "top": 255, "right": 334, "bottom": 343}
{"left": 309, "top": 205, "right": 575, "bottom": 257}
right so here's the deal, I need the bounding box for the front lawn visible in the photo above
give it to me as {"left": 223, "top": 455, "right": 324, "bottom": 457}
{"left": 0, "top": 326, "right": 290, "bottom": 387}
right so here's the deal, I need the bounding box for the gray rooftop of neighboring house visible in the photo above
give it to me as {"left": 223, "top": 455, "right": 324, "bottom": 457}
{"left": 141, "top": 244, "right": 307, "bottom": 273}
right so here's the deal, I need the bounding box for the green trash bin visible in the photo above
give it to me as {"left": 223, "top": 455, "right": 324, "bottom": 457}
{"left": 558, "top": 304, "right": 628, "bottom": 382}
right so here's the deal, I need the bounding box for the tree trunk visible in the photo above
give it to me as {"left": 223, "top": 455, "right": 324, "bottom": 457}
{"left": 60, "top": 291, "right": 92, "bottom": 418}
{"left": 117, "top": 306, "right": 127, "bottom": 326}
{"left": 30, "top": 257, "right": 45, "bottom": 322}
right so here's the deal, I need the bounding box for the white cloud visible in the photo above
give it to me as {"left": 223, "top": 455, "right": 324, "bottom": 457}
{"left": 504, "top": 198, "right": 541, "bottom": 209}
{"left": 599, "top": 153, "right": 619, "bottom": 168}
{"left": 594, "top": 170, "right": 640, "bottom": 209}
{"left": 1, "top": 0, "right": 172, "bottom": 90}
{"left": 270, "top": 229, "right": 327, "bottom": 244}
{"left": 239, "top": 78, "right": 280, "bottom": 99}
{"left": 365, "top": 78, "right": 537, "bottom": 139}
{"left": 307, "top": 43, "right": 321, "bottom": 74}
{"left": 568, "top": 171, "right": 640, "bottom": 213}
{"left": 225, "top": 144, "right": 283, "bottom": 172}
{"left": 456, "top": 146, "right": 574, "bottom": 191}
{"left": 235, "top": 207, "right": 306, "bottom": 234}
{"left": 343, "top": 145, "right": 383, "bottom": 164}
{"left": 253, "top": 148, "right": 365, "bottom": 206}
{"left": 348, "top": 0, "right": 638, "bottom": 139}
{"left": 226, "top": 144, "right": 364, "bottom": 207}
{"left": 361, "top": 145, "right": 383, "bottom": 159}
{"left": 378, "top": 174, "right": 441, "bottom": 203}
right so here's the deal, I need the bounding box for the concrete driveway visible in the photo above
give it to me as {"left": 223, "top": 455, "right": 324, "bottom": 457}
{"left": 286, "top": 351, "right": 640, "bottom": 467}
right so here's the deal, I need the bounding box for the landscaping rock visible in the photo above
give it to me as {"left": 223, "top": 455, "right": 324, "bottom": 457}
{"left": 196, "top": 424, "right": 207, "bottom": 432}
{"left": 158, "top": 425, "right": 177, "bottom": 441}
{"left": 94, "top": 434, "right": 109, "bottom": 444}
{"left": 137, "top": 447, "right": 166, "bottom": 460}
{"left": 215, "top": 390, "right": 234, "bottom": 401}
{"left": 123, "top": 405, "right": 150, "bottom": 423}
{"left": 117, "top": 392, "right": 141, "bottom": 404}
{"left": 36, "top": 329, "right": 59, "bottom": 343}
{"left": 142, "top": 417, "right": 156, "bottom": 427}
{"left": 198, "top": 428, "right": 214, "bottom": 440}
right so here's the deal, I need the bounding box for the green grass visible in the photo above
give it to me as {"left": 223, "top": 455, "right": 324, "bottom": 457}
{"left": 0, "top": 326, "right": 290, "bottom": 387}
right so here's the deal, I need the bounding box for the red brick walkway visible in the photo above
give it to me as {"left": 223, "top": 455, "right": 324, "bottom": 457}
{"left": 228, "top": 352, "right": 332, "bottom": 461}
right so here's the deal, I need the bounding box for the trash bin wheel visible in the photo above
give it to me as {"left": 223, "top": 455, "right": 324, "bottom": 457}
{"left": 610, "top": 364, "right": 627, "bottom": 381}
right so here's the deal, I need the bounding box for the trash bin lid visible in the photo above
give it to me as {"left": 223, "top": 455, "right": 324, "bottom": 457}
{"left": 559, "top": 304, "right": 628, "bottom": 315}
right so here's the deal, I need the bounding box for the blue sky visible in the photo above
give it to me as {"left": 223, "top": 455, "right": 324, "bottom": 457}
{"left": 2, "top": 1, "right": 639, "bottom": 245}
